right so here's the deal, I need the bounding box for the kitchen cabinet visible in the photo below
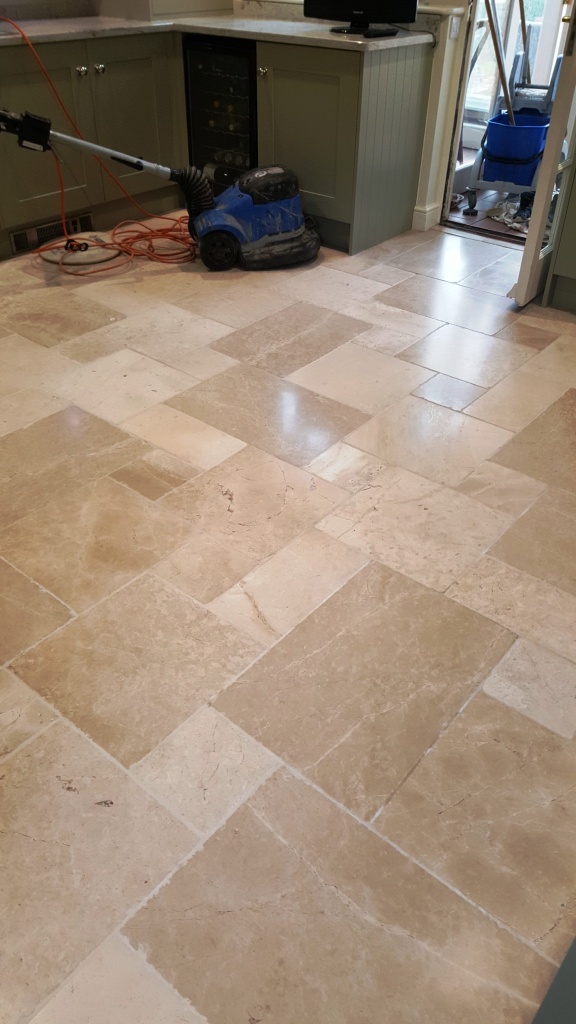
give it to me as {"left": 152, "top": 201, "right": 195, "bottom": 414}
{"left": 0, "top": 33, "right": 186, "bottom": 232}
{"left": 256, "top": 40, "right": 433, "bottom": 254}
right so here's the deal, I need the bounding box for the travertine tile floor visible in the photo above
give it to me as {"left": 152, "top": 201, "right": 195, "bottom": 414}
{"left": 1, "top": 224, "right": 576, "bottom": 1024}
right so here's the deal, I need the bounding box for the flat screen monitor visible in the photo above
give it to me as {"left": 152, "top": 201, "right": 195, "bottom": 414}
{"left": 303, "top": 0, "right": 417, "bottom": 37}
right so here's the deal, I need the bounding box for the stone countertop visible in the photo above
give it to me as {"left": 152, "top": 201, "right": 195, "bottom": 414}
{"left": 0, "top": 14, "right": 434, "bottom": 51}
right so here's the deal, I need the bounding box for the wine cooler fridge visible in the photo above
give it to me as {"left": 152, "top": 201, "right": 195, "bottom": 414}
{"left": 183, "top": 35, "right": 258, "bottom": 195}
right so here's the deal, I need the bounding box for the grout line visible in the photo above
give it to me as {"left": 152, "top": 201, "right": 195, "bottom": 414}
{"left": 0, "top": 553, "right": 77, "bottom": 618}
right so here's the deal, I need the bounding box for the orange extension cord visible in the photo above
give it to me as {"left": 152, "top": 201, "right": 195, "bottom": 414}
{"left": 1, "top": 16, "right": 197, "bottom": 275}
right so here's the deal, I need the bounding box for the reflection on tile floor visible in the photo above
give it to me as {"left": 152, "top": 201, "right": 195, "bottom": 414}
{"left": 1, "top": 224, "right": 575, "bottom": 1024}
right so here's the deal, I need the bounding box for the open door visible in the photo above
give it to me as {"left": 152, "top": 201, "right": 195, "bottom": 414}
{"left": 510, "top": 2, "right": 576, "bottom": 304}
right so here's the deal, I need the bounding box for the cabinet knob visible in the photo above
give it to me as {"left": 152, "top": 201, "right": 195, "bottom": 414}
{"left": 94, "top": 63, "right": 106, "bottom": 74}
{"left": 257, "top": 66, "right": 268, "bottom": 77}
{"left": 75, "top": 65, "right": 88, "bottom": 76}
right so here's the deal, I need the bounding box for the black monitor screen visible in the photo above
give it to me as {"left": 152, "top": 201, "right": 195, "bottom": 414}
{"left": 303, "top": 0, "right": 417, "bottom": 29}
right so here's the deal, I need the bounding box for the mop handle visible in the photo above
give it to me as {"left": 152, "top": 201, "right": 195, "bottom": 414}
{"left": 485, "top": 0, "right": 516, "bottom": 125}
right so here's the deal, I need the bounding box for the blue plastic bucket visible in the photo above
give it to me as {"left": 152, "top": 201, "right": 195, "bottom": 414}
{"left": 482, "top": 113, "right": 550, "bottom": 186}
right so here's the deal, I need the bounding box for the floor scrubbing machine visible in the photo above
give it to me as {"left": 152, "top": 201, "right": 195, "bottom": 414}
{"left": 0, "top": 107, "right": 321, "bottom": 271}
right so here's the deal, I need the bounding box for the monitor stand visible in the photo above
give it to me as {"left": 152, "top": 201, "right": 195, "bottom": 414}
{"left": 330, "top": 22, "right": 399, "bottom": 38}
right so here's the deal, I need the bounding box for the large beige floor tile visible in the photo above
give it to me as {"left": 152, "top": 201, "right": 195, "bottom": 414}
{"left": 174, "top": 281, "right": 295, "bottom": 328}
{"left": 124, "top": 771, "right": 553, "bottom": 1024}
{"left": 483, "top": 638, "right": 576, "bottom": 739}
{"left": 272, "top": 263, "right": 386, "bottom": 312}
{"left": 490, "top": 388, "right": 576, "bottom": 493}
{"left": 122, "top": 403, "right": 246, "bottom": 469}
{"left": 287, "top": 342, "right": 433, "bottom": 414}
{"left": 317, "top": 465, "right": 510, "bottom": 592}
{"left": 465, "top": 368, "right": 568, "bottom": 431}
{"left": 166, "top": 364, "right": 367, "bottom": 466}
{"left": 345, "top": 395, "right": 513, "bottom": 487}
{"left": 212, "top": 302, "right": 370, "bottom": 376}
{"left": 378, "top": 274, "right": 519, "bottom": 335}
{"left": 0, "top": 388, "right": 67, "bottom": 438}
{"left": 305, "top": 441, "right": 386, "bottom": 491}
{"left": 388, "top": 233, "right": 506, "bottom": 283}
{"left": 209, "top": 530, "right": 366, "bottom": 644}
{"left": 352, "top": 323, "right": 420, "bottom": 355}
{"left": 375, "top": 693, "right": 576, "bottom": 961}
{"left": 58, "top": 303, "right": 234, "bottom": 370}
{"left": 0, "top": 288, "right": 123, "bottom": 347}
{"left": 496, "top": 319, "right": 560, "bottom": 351}
{"left": 0, "top": 669, "right": 56, "bottom": 758}
{"left": 28, "top": 937, "right": 206, "bottom": 1024}
{"left": 399, "top": 323, "right": 535, "bottom": 387}
{"left": 133, "top": 706, "right": 278, "bottom": 834}
{"left": 412, "top": 373, "right": 486, "bottom": 411}
{"left": 49, "top": 349, "right": 197, "bottom": 424}
{"left": 0, "top": 407, "right": 148, "bottom": 530}
{"left": 0, "top": 333, "right": 76, "bottom": 401}
{"left": 331, "top": 295, "right": 445, "bottom": 338}
{"left": 109, "top": 448, "right": 199, "bottom": 501}
{"left": 489, "top": 488, "right": 576, "bottom": 596}
{"left": 0, "top": 477, "right": 188, "bottom": 612}
{"left": 12, "top": 575, "right": 262, "bottom": 766}
{"left": 0, "top": 559, "right": 71, "bottom": 663}
{"left": 447, "top": 556, "right": 576, "bottom": 663}
{"left": 158, "top": 447, "right": 346, "bottom": 565}
{"left": 519, "top": 335, "right": 576, "bottom": 385}
{"left": 457, "top": 461, "right": 546, "bottom": 518}
{"left": 151, "top": 535, "right": 257, "bottom": 604}
{"left": 217, "top": 563, "right": 513, "bottom": 818}
{"left": 459, "top": 250, "right": 524, "bottom": 297}
{"left": 0, "top": 723, "right": 194, "bottom": 1024}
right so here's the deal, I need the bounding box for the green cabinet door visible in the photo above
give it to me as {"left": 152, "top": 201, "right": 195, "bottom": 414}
{"left": 256, "top": 42, "right": 360, "bottom": 224}
{"left": 0, "top": 41, "right": 104, "bottom": 230}
{"left": 87, "top": 34, "right": 186, "bottom": 202}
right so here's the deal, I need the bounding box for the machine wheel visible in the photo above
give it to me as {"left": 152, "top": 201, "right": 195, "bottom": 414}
{"left": 200, "top": 231, "right": 239, "bottom": 271}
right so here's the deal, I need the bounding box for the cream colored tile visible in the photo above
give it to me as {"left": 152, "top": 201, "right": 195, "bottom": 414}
{"left": 12, "top": 575, "right": 262, "bottom": 766}
{"left": 490, "top": 388, "right": 576, "bottom": 494}
{"left": 518, "top": 335, "right": 576, "bottom": 385}
{"left": 122, "top": 403, "right": 246, "bottom": 469}
{"left": 0, "top": 288, "right": 123, "bottom": 348}
{"left": 346, "top": 395, "right": 513, "bottom": 487}
{"left": 376, "top": 694, "right": 576, "bottom": 961}
{"left": 330, "top": 297, "right": 445, "bottom": 339}
{"left": 0, "top": 388, "right": 67, "bottom": 437}
{"left": 0, "top": 669, "right": 55, "bottom": 758}
{"left": 167, "top": 364, "right": 367, "bottom": 467}
{"left": 0, "top": 723, "right": 193, "bottom": 1024}
{"left": 353, "top": 324, "right": 418, "bottom": 355}
{"left": 0, "top": 477, "right": 188, "bottom": 612}
{"left": 359, "top": 264, "right": 415, "bottom": 286}
{"left": 483, "top": 638, "right": 576, "bottom": 738}
{"left": 151, "top": 535, "right": 257, "bottom": 605}
{"left": 0, "top": 559, "right": 71, "bottom": 662}
{"left": 158, "top": 447, "right": 347, "bottom": 564}
{"left": 379, "top": 274, "right": 519, "bottom": 335}
{"left": 28, "top": 937, "right": 206, "bottom": 1024}
{"left": 496, "top": 320, "right": 560, "bottom": 351}
{"left": 305, "top": 442, "right": 386, "bottom": 492}
{"left": 412, "top": 374, "right": 486, "bottom": 411}
{"left": 59, "top": 304, "right": 235, "bottom": 373}
{"left": 133, "top": 706, "right": 277, "bottom": 834}
{"left": 448, "top": 556, "right": 576, "bottom": 663}
{"left": 457, "top": 462, "right": 546, "bottom": 518}
{"left": 317, "top": 465, "right": 510, "bottom": 592}
{"left": 274, "top": 264, "right": 386, "bottom": 312}
{"left": 489, "top": 487, "right": 576, "bottom": 597}
{"left": 209, "top": 530, "right": 367, "bottom": 644}
{"left": 288, "top": 343, "right": 433, "bottom": 414}
{"left": 0, "top": 333, "right": 76, "bottom": 401}
{"left": 49, "top": 349, "right": 198, "bottom": 424}
{"left": 388, "top": 233, "right": 507, "bottom": 283}
{"left": 0, "top": 406, "right": 148, "bottom": 531}
{"left": 399, "top": 324, "right": 536, "bottom": 387}
{"left": 175, "top": 283, "right": 295, "bottom": 328}
{"left": 123, "top": 770, "right": 553, "bottom": 1023}
{"left": 465, "top": 368, "right": 568, "bottom": 431}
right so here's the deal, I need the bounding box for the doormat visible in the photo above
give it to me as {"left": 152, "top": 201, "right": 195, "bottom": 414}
{"left": 532, "top": 939, "right": 576, "bottom": 1023}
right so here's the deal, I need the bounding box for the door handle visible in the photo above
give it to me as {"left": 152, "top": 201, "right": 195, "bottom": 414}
{"left": 75, "top": 65, "right": 88, "bottom": 76}
{"left": 257, "top": 67, "right": 268, "bottom": 77}
{"left": 94, "top": 64, "right": 106, "bottom": 74}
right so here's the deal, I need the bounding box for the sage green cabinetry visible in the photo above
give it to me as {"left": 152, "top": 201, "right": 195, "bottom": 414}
{"left": 544, "top": 165, "right": 576, "bottom": 312}
{"left": 256, "top": 40, "right": 433, "bottom": 254}
{"left": 0, "top": 34, "right": 186, "bottom": 232}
